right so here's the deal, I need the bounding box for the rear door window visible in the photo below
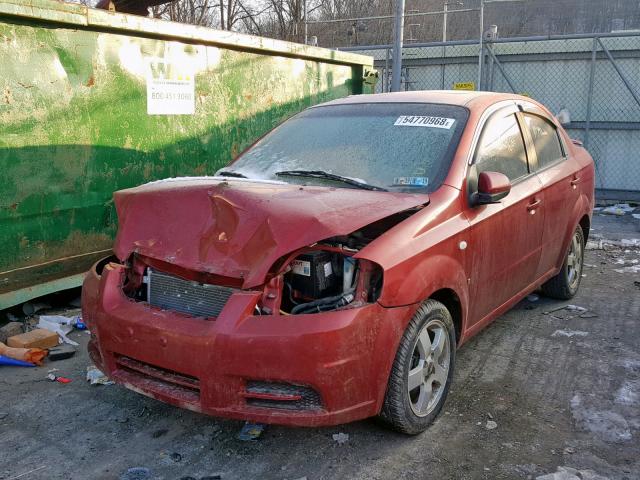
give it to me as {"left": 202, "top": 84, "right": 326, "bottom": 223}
{"left": 474, "top": 112, "right": 529, "bottom": 181}
{"left": 524, "top": 114, "right": 565, "bottom": 169}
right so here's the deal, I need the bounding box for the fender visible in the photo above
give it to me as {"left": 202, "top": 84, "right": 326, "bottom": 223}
{"left": 370, "top": 302, "right": 422, "bottom": 412}
{"left": 378, "top": 254, "right": 469, "bottom": 312}
{"left": 356, "top": 186, "right": 470, "bottom": 308}
{"left": 366, "top": 254, "right": 468, "bottom": 413}
{"left": 366, "top": 254, "right": 468, "bottom": 412}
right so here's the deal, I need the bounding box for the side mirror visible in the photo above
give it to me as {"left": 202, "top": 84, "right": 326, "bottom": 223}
{"left": 475, "top": 171, "right": 511, "bottom": 205}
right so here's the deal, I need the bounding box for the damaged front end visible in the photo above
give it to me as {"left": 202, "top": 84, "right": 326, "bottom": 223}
{"left": 108, "top": 179, "right": 427, "bottom": 319}
{"left": 116, "top": 201, "right": 422, "bottom": 319}
{"left": 115, "top": 233, "right": 387, "bottom": 320}
{"left": 82, "top": 179, "right": 427, "bottom": 426}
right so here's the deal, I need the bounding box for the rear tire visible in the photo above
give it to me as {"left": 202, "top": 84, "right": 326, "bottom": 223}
{"left": 541, "top": 225, "right": 585, "bottom": 300}
{"left": 378, "top": 300, "right": 456, "bottom": 435}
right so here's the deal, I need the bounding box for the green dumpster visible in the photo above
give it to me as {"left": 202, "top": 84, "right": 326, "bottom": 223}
{"left": 0, "top": 0, "right": 375, "bottom": 309}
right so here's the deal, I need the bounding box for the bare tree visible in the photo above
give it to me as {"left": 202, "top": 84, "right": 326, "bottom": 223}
{"left": 151, "top": 0, "right": 216, "bottom": 26}
{"left": 81, "top": 0, "right": 640, "bottom": 47}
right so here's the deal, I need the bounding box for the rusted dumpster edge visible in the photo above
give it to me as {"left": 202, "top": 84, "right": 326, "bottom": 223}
{"left": 0, "top": 273, "right": 86, "bottom": 310}
{"left": 0, "top": 0, "right": 373, "bottom": 68}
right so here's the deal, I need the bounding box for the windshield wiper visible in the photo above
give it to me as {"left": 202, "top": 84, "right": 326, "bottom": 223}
{"left": 217, "top": 170, "right": 248, "bottom": 178}
{"left": 275, "top": 170, "right": 387, "bottom": 192}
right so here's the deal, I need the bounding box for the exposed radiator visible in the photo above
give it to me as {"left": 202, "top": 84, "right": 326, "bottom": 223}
{"left": 145, "top": 268, "right": 236, "bottom": 318}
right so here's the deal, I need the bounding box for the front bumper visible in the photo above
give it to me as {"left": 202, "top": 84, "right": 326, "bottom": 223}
{"left": 82, "top": 260, "right": 417, "bottom": 427}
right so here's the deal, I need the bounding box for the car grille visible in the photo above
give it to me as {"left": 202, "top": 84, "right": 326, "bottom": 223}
{"left": 245, "top": 381, "right": 323, "bottom": 411}
{"left": 115, "top": 355, "right": 200, "bottom": 403}
{"left": 145, "top": 268, "right": 236, "bottom": 318}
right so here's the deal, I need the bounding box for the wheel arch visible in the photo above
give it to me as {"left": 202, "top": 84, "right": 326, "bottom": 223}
{"left": 579, "top": 214, "right": 591, "bottom": 243}
{"left": 429, "top": 288, "right": 463, "bottom": 346}
{"left": 372, "top": 282, "right": 467, "bottom": 414}
{"left": 554, "top": 196, "right": 591, "bottom": 269}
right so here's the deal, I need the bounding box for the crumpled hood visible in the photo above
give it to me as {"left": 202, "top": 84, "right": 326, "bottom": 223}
{"left": 113, "top": 178, "right": 428, "bottom": 288}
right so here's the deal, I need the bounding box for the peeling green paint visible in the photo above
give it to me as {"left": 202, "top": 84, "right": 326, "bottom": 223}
{"left": 0, "top": 0, "right": 374, "bottom": 308}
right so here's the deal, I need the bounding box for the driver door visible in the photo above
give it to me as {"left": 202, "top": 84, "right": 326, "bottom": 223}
{"left": 465, "top": 107, "right": 545, "bottom": 328}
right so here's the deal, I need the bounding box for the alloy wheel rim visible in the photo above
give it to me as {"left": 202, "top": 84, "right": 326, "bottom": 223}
{"left": 567, "top": 232, "right": 583, "bottom": 290}
{"left": 407, "top": 319, "right": 450, "bottom": 417}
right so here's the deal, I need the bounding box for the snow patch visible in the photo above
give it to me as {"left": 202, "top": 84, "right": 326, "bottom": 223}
{"left": 536, "top": 466, "right": 609, "bottom": 480}
{"left": 551, "top": 330, "right": 589, "bottom": 338}
{"left": 615, "top": 381, "right": 639, "bottom": 406}
{"left": 570, "top": 394, "right": 632, "bottom": 443}
{"left": 614, "top": 264, "right": 640, "bottom": 274}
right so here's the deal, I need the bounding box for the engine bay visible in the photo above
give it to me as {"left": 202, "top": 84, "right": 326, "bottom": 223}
{"left": 276, "top": 239, "right": 383, "bottom": 315}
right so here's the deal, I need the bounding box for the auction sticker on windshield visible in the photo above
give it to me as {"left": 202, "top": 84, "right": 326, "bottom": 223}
{"left": 394, "top": 116, "right": 455, "bottom": 129}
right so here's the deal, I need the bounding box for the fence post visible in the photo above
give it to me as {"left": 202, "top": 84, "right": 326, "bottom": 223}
{"left": 441, "top": 44, "right": 446, "bottom": 90}
{"left": 488, "top": 44, "right": 495, "bottom": 91}
{"left": 584, "top": 37, "right": 597, "bottom": 150}
{"left": 384, "top": 47, "right": 390, "bottom": 93}
{"left": 478, "top": 43, "right": 488, "bottom": 90}
{"left": 477, "top": 0, "right": 484, "bottom": 90}
{"left": 391, "top": 0, "right": 405, "bottom": 92}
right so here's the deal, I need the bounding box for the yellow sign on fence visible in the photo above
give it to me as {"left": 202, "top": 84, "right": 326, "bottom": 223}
{"left": 453, "top": 82, "right": 475, "bottom": 91}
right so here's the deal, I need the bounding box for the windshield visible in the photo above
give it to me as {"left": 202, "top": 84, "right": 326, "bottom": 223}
{"left": 221, "top": 102, "right": 468, "bottom": 193}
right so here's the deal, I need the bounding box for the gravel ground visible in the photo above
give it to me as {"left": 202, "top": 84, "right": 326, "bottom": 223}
{"left": 1, "top": 214, "right": 639, "bottom": 480}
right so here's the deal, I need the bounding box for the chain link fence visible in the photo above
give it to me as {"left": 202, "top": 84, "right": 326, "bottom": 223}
{"left": 344, "top": 32, "right": 640, "bottom": 197}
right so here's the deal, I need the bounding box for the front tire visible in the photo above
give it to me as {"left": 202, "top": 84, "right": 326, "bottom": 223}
{"left": 379, "top": 300, "right": 456, "bottom": 435}
{"left": 541, "top": 225, "right": 585, "bottom": 300}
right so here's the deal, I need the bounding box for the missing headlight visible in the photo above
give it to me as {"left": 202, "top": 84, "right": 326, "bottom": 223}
{"left": 289, "top": 251, "right": 339, "bottom": 299}
{"left": 276, "top": 249, "right": 381, "bottom": 315}
{"left": 280, "top": 250, "right": 351, "bottom": 314}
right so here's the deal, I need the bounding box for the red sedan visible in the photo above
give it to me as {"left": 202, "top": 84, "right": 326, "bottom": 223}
{"left": 82, "top": 91, "right": 594, "bottom": 434}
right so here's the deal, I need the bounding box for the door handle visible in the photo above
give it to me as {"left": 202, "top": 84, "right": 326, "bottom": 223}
{"left": 571, "top": 176, "right": 581, "bottom": 188}
{"left": 527, "top": 198, "right": 542, "bottom": 211}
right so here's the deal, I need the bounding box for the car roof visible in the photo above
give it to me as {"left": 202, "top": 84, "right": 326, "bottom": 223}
{"left": 316, "top": 90, "right": 532, "bottom": 110}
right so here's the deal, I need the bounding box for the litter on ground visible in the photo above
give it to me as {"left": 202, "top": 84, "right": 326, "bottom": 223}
{"left": 543, "top": 305, "right": 593, "bottom": 320}
{"left": 37, "top": 315, "right": 80, "bottom": 346}
{"left": 237, "top": 421, "right": 265, "bottom": 441}
{"left": 0, "top": 341, "right": 47, "bottom": 365}
{"left": 332, "top": 432, "right": 350, "bottom": 444}
{"left": 48, "top": 345, "right": 76, "bottom": 361}
{"left": 600, "top": 203, "right": 635, "bottom": 216}
{"left": 47, "top": 373, "right": 72, "bottom": 383}
{"left": 86, "top": 365, "right": 114, "bottom": 385}
{"left": 0, "top": 354, "right": 36, "bottom": 367}
{"left": 565, "top": 305, "right": 587, "bottom": 312}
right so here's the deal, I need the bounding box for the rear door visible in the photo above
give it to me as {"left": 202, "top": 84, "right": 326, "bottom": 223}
{"left": 520, "top": 107, "right": 580, "bottom": 278}
{"left": 465, "top": 106, "right": 545, "bottom": 326}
